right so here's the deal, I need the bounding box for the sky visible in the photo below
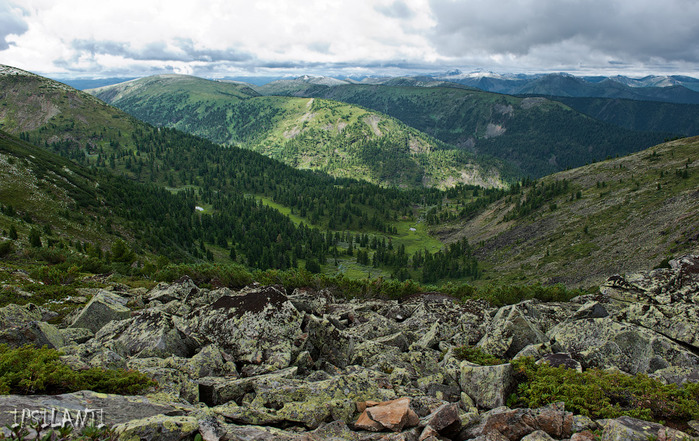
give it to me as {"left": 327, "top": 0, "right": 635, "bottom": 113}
{"left": 1, "top": 0, "right": 698, "bottom": 80}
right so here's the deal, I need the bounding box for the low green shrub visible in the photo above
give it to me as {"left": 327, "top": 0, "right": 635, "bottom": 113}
{"left": 0, "top": 344, "right": 155, "bottom": 396}
{"left": 453, "top": 346, "right": 505, "bottom": 365}
{"left": 509, "top": 357, "right": 699, "bottom": 423}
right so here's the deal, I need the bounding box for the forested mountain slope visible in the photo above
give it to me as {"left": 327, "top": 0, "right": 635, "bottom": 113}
{"left": 88, "top": 75, "right": 508, "bottom": 189}
{"left": 435, "top": 137, "right": 699, "bottom": 287}
{"left": 254, "top": 81, "right": 671, "bottom": 177}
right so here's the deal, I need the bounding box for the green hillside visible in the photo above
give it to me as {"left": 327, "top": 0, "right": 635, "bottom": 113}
{"left": 435, "top": 136, "right": 699, "bottom": 287}
{"left": 550, "top": 96, "right": 699, "bottom": 136}
{"left": 87, "top": 75, "right": 509, "bottom": 189}
{"left": 255, "top": 82, "right": 672, "bottom": 177}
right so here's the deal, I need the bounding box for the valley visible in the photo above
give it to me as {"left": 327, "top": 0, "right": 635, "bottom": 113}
{"left": 1, "top": 64, "right": 699, "bottom": 441}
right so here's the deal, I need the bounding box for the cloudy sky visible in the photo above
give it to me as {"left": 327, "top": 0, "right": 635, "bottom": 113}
{"left": 1, "top": 0, "right": 698, "bottom": 79}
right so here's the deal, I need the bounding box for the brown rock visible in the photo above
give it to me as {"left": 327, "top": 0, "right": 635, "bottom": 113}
{"left": 356, "top": 397, "right": 420, "bottom": 432}
{"left": 419, "top": 426, "right": 439, "bottom": 441}
{"left": 357, "top": 400, "right": 381, "bottom": 413}
{"left": 533, "top": 402, "right": 573, "bottom": 438}
{"left": 354, "top": 410, "right": 383, "bottom": 432}
{"left": 571, "top": 431, "right": 597, "bottom": 441}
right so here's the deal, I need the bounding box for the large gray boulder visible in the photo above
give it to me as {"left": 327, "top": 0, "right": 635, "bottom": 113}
{"left": 88, "top": 309, "right": 199, "bottom": 358}
{"left": 185, "top": 286, "right": 304, "bottom": 374}
{"left": 459, "top": 361, "right": 515, "bottom": 410}
{"left": 70, "top": 290, "right": 131, "bottom": 333}
{"left": 0, "top": 390, "right": 188, "bottom": 427}
{"left": 0, "top": 320, "right": 65, "bottom": 349}
{"left": 477, "top": 302, "right": 548, "bottom": 359}
{"left": 548, "top": 317, "right": 699, "bottom": 374}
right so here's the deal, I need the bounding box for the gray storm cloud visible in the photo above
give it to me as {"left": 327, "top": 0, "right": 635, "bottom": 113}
{"left": 0, "top": 4, "right": 28, "bottom": 51}
{"left": 429, "top": 0, "right": 699, "bottom": 64}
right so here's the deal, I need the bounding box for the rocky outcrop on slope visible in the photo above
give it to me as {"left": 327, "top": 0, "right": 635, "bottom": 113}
{"left": 1, "top": 256, "right": 698, "bottom": 440}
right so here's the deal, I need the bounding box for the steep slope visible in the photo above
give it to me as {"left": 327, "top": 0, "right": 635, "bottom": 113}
{"left": 256, "top": 82, "right": 671, "bottom": 177}
{"left": 0, "top": 65, "right": 145, "bottom": 160}
{"left": 0, "top": 129, "right": 198, "bottom": 260}
{"left": 88, "top": 75, "right": 508, "bottom": 188}
{"left": 436, "top": 137, "right": 699, "bottom": 287}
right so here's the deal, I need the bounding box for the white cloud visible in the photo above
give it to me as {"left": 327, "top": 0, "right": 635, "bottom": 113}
{"left": 1, "top": 0, "right": 697, "bottom": 77}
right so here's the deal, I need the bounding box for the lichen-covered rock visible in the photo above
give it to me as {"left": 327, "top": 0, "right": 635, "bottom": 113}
{"left": 520, "top": 430, "right": 555, "bottom": 441}
{"left": 0, "top": 320, "right": 65, "bottom": 349}
{"left": 212, "top": 366, "right": 396, "bottom": 429}
{"left": 146, "top": 277, "right": 199, "bottom": 304}
{"left": 186, "top": 286, "right": 303, "bottom": 372}
{"left": 187, "top": 344, "right": 238, "bottom": 379}
{"left": 597, "top": 416, "right": 693, "bottom": 441}
{"left": 548, "top": 318, "right": 699, "bottom": 374}
{"left": 459, "top": 362, "right": 514, "bottom": 409}
{"left": 477, "top": 302, "right": 548, "bottom": 359}
{"left": 89, "top": 309, "right": 199, "bottom": 358}
{"left": 625, "top": 302, "right": 699, "bottom": 350}
{"left": 59, "top": 327, "right": 94, "bottom": 345}
{"left": 0, "top": 303, "right": 43, "bottom": 328}
{"left": 70, "top": 290, "right": 131, "bottom": 333}
{"left": 115, "top": 414, "right": 199, "bottom": 441}
{"left": 0, "top": 390, "right": 191, "bottom": 427}
{"left": 287, "top": 287, "right": 334, "bottom": 316}
{"left": 302, "top": 315, "right": 354, "bottom": 369}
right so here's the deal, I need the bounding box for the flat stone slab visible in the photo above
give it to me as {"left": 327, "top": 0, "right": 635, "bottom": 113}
{"left": 0, "top": 390, "right": 191, "bottom": 428}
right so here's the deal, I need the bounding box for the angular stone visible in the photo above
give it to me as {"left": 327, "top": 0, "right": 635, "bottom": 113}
{"left": 70, "top": 290, "right": 131, "bottom": 333}
{"left": 521, "top": 430, "right": 555, "bottom": 441}
{"left": 420, "top": 402, "right": 460, "bottom": 433}
{"left": 598, "top": 416, "right": 693, "bottom": 441}
{"left": 115, "top": 415, "right": 198, "bottom": 441}
{"left": 90, "top": 309, "right": 198, "bottom": 358}
{"left": 59, "top": 327, "right": 94, "bottom": 345}
{"left": 0, "top": 303, "right": 43, "bottom": 328}
{"left": 186, "top": 286, "right": 303, "bottom": 371}
{"left": 0, "top": 320, "right": 65, "bottom": 349}
{"left": 459, "top": 361, "right": 514, "bottom": 409}
{"left": 548, "top": 318, "right": 699, "bottom": 374}
{"left": 360, "top": 397, "right": 419, "bottom": 432}
{"left": 0, "top": 390, "right": 189, "bottom": 427}
{"left": 477, "top": 302, "right": 548, "bottom": 359}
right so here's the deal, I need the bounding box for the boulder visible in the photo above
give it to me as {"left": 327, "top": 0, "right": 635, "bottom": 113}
{"left": 59, "top": 327, "right": 94, "bottom": 345}
{"left": 521, "top": 430, "right": 555, "bottom": 441}
{"left": 548, "top": 318, "right": 699, "bottom": 374}
{"left": 459, "top": 362, "right": 514, "bottom": 409}
{"left": 146, "top": 277, "right": 199, "bottom": 304}
{"left": 0, "top": 390, "right": 189, "bottom": 427}
{"left": 186, "top": 286, "right": 303, "bottom": 372}
{"left": 0, "top": 320, "right": 65, "bottom": 349}
{"left": 0, "top": 303, "right": 43, "bottom": 328}
{"left": 213, "top": 366, "right": 396, "bottom": 429}
{"left": 302, "top": 315, "right": 354, "bottom": 369}
{"left": 625, "top": 302, "right": 699, "bottom": 350}
{"left": 70, "top": 290, "right": 131, "bottom": 333}
{"left": 459, "top": 403, "right": 573, "bottom": 441}
{"left": 598, "top": 416, "right": 693, "bottom": 441}
{"left": 115, "top": 415, "right": 199, "bottom": 441}
{"left": 477, "top": 302, "right": 548, "bottom": 359}
{"left": 355, "top": 397, "right": 419, "bottom": 432}
{"left": 89, "top": 309, "right": 199, "bottom": 358}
